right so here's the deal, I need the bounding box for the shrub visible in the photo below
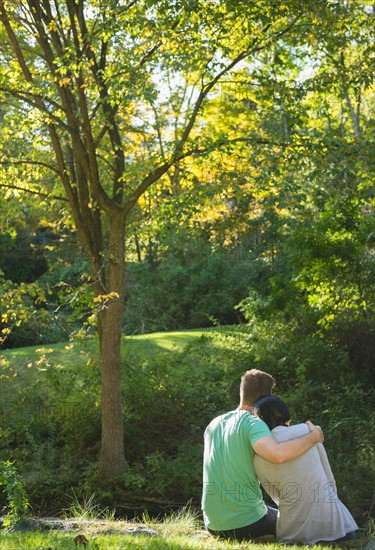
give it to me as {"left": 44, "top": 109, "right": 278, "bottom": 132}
{"left": 0, "top": 461, "right": 29, "bottom": 529}
{"left": 123, "top": 250, "right": 263, "bottom": 333}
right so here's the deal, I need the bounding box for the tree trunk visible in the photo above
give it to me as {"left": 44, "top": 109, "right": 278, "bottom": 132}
{"left": 97, "top": 214, "right": 127, "bottom": 478}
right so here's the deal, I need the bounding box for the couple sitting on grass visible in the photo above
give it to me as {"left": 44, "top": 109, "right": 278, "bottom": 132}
{"left": 201, "top": 369, "right": 358, "bottom": 545}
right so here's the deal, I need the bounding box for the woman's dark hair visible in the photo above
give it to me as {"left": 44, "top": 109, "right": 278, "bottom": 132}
{"left": 253, "top": 396, "right": 291, "bottom": 430}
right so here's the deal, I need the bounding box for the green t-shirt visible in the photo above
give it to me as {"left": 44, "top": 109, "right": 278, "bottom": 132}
{"left": 202, "top": 408, "right": 271, "bottom": 531}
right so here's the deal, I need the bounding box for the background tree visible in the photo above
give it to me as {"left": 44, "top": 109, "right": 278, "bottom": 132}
{"left": 0, "top": 0, "right": 323, "bottom": 478}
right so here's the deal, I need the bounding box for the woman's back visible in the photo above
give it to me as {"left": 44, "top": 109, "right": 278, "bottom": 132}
{"left": 253, "top": 423, "right": 358, "bottom": 544}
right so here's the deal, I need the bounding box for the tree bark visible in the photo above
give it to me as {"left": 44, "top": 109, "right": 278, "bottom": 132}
{"left": 97, "top": 304, "right": 126, "bottom": 477}
{"left": 97, "top": 214, "right": 127, "bottom": 477}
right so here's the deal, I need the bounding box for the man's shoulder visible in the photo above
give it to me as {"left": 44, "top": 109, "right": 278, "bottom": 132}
{"left": 205, "top": 408, "right": 270, "bottom": 433}
{"left": 212, "top": 409, "right": 235, "bottom": 421}
{"left": 205, "top": 409, "right": 236, "bottom": 430}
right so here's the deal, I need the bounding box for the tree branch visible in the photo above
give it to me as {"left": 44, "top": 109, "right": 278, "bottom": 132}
{"left": 178, "top": 135, "right": 288, "bottom": 160}
{"left": 0, "top": 182, "right": 68, "bottom": 202}
{"left": 71, "top": 0, "right": 125, "bottom": 205}
{"left": 122, "top": 13, "right": 303, "bottom": 218}
{"left": 0, "top": 86, "right": 70, "bottom": 130}
{"left": 0, "top": 159, "right": 60, "bottom": 174}
{"left": 172, "top": 15, "right": 301, "bottom": 160}
{"left": 122, "top": 132, "right": 288, "bottom": 218}
{"left": 123, "top": 163, "right": 172, "bottom": 217}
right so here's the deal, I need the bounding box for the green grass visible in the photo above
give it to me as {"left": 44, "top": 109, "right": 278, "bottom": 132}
{"left": 0, "top": 329, "right": 209, "bottom": 370}
{"left": 1, "top": 510, "right": 367, "bottom": 550}
{"left": 0, "top": 532, "right": 332, "bottom": 550}
{"left": 0, "top": 326, "right": 247, "bottom": 363}
{"left": 0, "top": 523, "right": 370, "bottom": 549}
{"left": 0, "top": 329, "right": 209, "bottom": 400}
{"left": 122, "top": 330, "right": 209, "bottom": 354}
{"left": 1, "top": 491, "right": 371, "bottom": 550}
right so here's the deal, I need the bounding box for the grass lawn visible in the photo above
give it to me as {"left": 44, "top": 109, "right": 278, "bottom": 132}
{"left": 0, "top": 329, "right": 210, "bottom": 369}
{"left": 122, "top": 329, "right": 209, "bottom": 354}
{"left": 0, "top": 325, "right": 249, "bottom": 364}
{"left": 0, "top": 329, "right": 211, "bottom": 400}
{"left": 1, "top": 514, "right": 369, "bottom": 550}
{"left": 0, "top": 532, "right": 344, "bottom": 550}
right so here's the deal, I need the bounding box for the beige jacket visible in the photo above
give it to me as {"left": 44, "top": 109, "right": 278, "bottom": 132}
{"left": 253, "top": 423, "right": 358, "bottom": 544}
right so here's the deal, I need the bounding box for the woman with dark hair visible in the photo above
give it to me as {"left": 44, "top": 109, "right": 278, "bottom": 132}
{"left": 253, "top": 396, "right": 358, "bottom": 545}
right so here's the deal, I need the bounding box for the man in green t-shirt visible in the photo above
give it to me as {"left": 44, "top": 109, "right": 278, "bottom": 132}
{"left": 202, "top": 369, "right": 324, "bottom": 542}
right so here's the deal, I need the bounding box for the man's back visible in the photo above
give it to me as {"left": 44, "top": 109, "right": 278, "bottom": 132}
{"left": 202, "top": 408, "right": 271, "bottom": 531}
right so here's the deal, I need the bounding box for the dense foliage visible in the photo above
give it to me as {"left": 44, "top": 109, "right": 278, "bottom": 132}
{"left": 0, "top": 461, "right": 30, "bottom": 529}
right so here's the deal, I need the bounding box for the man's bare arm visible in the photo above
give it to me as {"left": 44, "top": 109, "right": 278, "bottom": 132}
{"left": 253, "top": 421, "right": 323, "bottom": 464}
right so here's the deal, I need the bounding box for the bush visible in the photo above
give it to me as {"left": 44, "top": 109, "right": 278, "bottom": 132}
{"left": 0, "top": 343, "right": 101, "bottom": 510}
{"left": 0, "top": 461, "right": 30, "bottom": 529}
{"left": 0, "top": 235, "right": 48, "bottom": 284}
{"left": 123, "top": 249, "right": 266, "bottom": 333}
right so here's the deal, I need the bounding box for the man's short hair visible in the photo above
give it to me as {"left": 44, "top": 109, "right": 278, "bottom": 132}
{"left": 240, "top": 369, "right": 276, "bottom": 406}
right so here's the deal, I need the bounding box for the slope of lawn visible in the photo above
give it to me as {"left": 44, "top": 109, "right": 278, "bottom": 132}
{"left": 0, "top": 329, "right": 210, "bottom": 397}
{"left": 0, "top": 329, "right": 210, "bottom": 368}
